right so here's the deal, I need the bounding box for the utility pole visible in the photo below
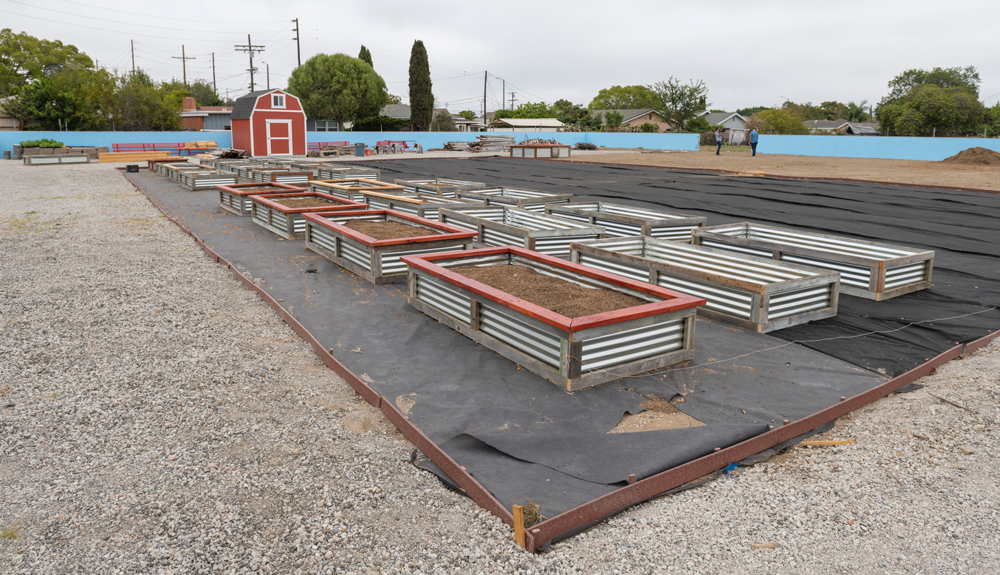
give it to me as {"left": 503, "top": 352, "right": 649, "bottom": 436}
{"left": 483, "top": 71, "right": 487, "bottom": 118}
{"left": 502, "top": 79, "right": 505, "bottom": 110}
{"left": 292, "top": 18, "right": 301, "bottom": 67}
{"left": 212, "top": 53, "right": 216, "bottom": 92}
{"left": 510, "top": 92, "right": 517, "bottom": 110}
{"left": 235, "top": 35, "right": 264, "bottom": 92}
{"left": 172, "top": 45, "right": 195, "bottom": 87}
{"left": 265, "top": 63, "right": 270, "bottom": 90}
{"left": 131, "top": 40, "right": 135, "bottom": 74}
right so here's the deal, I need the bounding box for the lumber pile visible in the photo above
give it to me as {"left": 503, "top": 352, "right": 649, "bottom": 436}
{"left": 98, "top": 151, "right": 172, "bottom": 163}
{"left": 183, "top": 140, "right": 218, "bottom": 150}
{"left": 444, "top": 135, "right": 515, "bottom": 153}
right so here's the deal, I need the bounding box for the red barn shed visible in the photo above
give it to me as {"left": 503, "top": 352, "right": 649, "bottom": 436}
{"left": 231, "top": 89, "right": 307, "bottom": 157}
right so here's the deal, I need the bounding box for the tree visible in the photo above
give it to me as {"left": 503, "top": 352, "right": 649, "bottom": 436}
{"left": 457, "top": 110, "right": 477, "bottom": 120}
{"left": 408, "top": 40, "right": 432, "bottom": 131}
{"left": 841, "top": 100, "right": 870, "bottom": 123}
{"left": 358, "top": 45, "right": 373, "bottom": 68}
{"left": 819, "top": 101, "right": 846, "bottom": 120}
{"left": 0, "top": 29, "right": 92, "bottom": 100}
{"left": 882, "top": 66, "right": 981, "bottom": 107}
{"left": 386, "top": 94, "right": 402, "bottom": 105}
{"left": 877, "top": 85, "right": 985, "bottom": 136}
{"left": 494, "top": 101, "right": 551, "bottom": 119}
{"left": 781, "top": 101, "right": 826, "bottom": 121}
{"left": 111, "top": 69, "right": 182, "bottom": 131}
{"left": 287, "top": 53, "right": 388, "bottom": 131}
{"left": 736, "top": 105, "right": 770, "bottom": 117}
{"left": 755, "top": 108, "right": 809, "bottom": 135}
{"left": 550, "top": 99, "right": 602, "bottom": 131}
{"left": 603, "top": 110, "right": 624, "bottom": 130}
{"left": 431, "top": 110, "right": 456, "bottom": 131}
{"left": 639, "top": 122, "right": 659, "bottom": 133}
{"left": 649, "top": 77, "right": 708, "bottom": 132}
{"left": 588, "top": 85, "right": 662, "bottom": 110}
{"left": 684, "top": 116, "right": 712, "bottom": 134}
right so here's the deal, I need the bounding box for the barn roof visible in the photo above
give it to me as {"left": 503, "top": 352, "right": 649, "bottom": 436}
{"left": 231, "top": 89, "right": 279, "bottom": 120}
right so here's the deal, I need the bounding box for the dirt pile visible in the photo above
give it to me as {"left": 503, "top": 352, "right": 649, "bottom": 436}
{"left": 343, "top": 219, "right": 439, "bottom": 240}
{"left": 941, "top": 147, "right": 1000, "bottom": 166}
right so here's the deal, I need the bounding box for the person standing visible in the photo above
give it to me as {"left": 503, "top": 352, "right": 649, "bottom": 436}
{"left": 749, "top": 128, "right": 759, "bottom": 157}
{"left": 715, "top": 128, "right": 723, "bottom": 155}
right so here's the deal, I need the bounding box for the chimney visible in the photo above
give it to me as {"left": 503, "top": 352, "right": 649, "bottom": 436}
{"left": 182, "top": 97, "right": 197, "bottom": 111}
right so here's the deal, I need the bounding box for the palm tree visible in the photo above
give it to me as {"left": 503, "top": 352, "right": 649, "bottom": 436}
{"left": 842, "top": 100, "right": 870, "bottom": 122}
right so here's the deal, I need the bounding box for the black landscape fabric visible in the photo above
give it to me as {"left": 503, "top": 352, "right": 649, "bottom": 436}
{"left": 125, "top": 157, "right": 999, "bottom": 525}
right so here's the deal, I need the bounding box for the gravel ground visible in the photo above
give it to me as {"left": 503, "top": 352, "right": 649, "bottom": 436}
{"left": 2, "top": 162, "right": 998, "bottom": 574}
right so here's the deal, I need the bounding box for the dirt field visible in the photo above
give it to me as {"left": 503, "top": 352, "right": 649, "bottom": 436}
{"left": 561, "top": 148, "right": 1000, "bottom": 192}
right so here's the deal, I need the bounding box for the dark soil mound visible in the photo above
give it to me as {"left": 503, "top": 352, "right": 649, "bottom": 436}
{"left": 274, "top": 197, "right": 341, "bottom": 208}
{"left": 343, "top": 219, "right": 440, "bottom": 240}
{"left": 941, "top": 147, "right": 1000, "bottom": 166}
{"left": 453, "top": 264, "right": 646, "bottom": 318}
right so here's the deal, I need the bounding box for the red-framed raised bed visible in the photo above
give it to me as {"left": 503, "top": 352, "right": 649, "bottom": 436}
{"left": 249, "top": 192, "right": 366, "bottom": 240}
{"left": 303, "top": 209, "right": 478, "bottom": 284}
{"left": 250, "top": 169, "right": 313, "bottom": 185}
{"left": 359, "top": 190, "right": 485, "bottom": 220}
{"left": 401, "top": 246, "right": 705, "bottom": 391}
{"left": 393, "top": 178, "right": 486, "bottom": 197}
{"left": 216, "top": 182, "right": 308, "bottom": 217}
{"left": 310, "top": 178, "right": 406, "bottom": 202}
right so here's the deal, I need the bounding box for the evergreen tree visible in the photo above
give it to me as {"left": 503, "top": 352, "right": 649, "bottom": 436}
{"left": 358, "top": 45, "right": 373, "bottom": 68}
{"left": 408, "top": 40, "right": 432, "bottom": 131}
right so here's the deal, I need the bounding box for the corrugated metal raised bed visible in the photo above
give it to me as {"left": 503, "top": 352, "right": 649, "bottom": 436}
{"left": 288, "top": 161, "right": 327, "bottom": 178}
{"left": 251, "top": 169, "right": 312, "bottom": 185}
{"left": 547, "top": 202, "right": 706, "bottom": 241}
{"left": 303, "top": 209, "right": 478, "bottom": 284}
{"left": 250, "top": 192, "right": 366, "bottom": 240}
{"left": 692, "top": 223, "right": 935, "bottom": 301}
{"left": 216, "top": 182, "right": 307, "bottom": 216}
{"left": 401, "top": 246, "right": 705, "bottom": 391}
{"left": 260, "top": 158, "right": 298, "bottom": 168}
{"left": 456, "top": 187, "right": 574, "bottom": 212}
{"left": 310, "top": 179, "right": 406, "bottom": 202}
{"left": 22, "top": 155, "right": 90, "bottom": 165}
{"left": 164, "top": 164, "right": 207, "bottom": 182}
{"left": 359, "top": 190, "right": 485, "bottom": 220}
{"left": 571, "top": 236, "right": 840, "bottom": 333}
{"left": 156, "top": 161, "right": 193, "bottom": 177}
{"left": 148, "top": 158, "right": 184, "bottom": 171}
{"left": 393, "top": 178, "right": 485, "bottom": 197}
{"left": 200, "top": 158, "right": 248, "bottom": 171}
{"left": 178, "top": 170, "right": 238, "bottom": 191}
{"left": 318, "top": 165, "right": 381, "bottom": 181}
{"left": 235, "top": 163, "right": 265, "bottom": 179}
{"left": 439, "top": 205, "right": 605, "bottom": 258}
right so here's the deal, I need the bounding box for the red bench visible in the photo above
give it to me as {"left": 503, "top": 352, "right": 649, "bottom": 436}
{"left": 307, "top": 141, "right": 350, "bottom": 151}
{"left": 111, "top": 143, "right": 213, "bottom": 156}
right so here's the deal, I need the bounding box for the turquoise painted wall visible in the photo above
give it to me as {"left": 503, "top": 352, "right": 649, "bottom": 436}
{"left": 0, "top": 131, "right": 233, "bottom": 153}
{"left": 756, "top": 135, "right": 1000, "bottom": 161}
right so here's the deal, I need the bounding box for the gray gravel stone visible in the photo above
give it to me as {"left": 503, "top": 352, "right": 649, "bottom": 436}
{"left": 1, "top": 162, "right": 998, "bottom": 574}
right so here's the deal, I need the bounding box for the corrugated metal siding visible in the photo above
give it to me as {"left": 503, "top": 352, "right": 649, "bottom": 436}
{"left": 381, "top": 245, "right": 464, "bottom": 275}
{"left": 780, "top": 254, "right": 870, "bottom": 288}
{"left": 644, "top": 241, "right": 810, "bottom": 284}
{"left": 580, "top": 319, "right": 684, "bottom": 371}
{"left": 339, "top": 237, "right": 371, "bottom": 270}
{"left": 440, "top": 215, "right": 478, "bottom": 232}
{"left": 593, "top": 217, "right": 642, "bottom": 238}
{"left": 884, "top": 262, "right": 929, "bottom": 289}
{"left": 274, "top": 174, "right": 310, "bottom": 185}
{"left": 767, "top": 285, "right": 833, "bottom": 320}
{"left": 479, "top": 306, "right": 561, "bottom": 367}
{"left": 657, "top": 273, "right": 753, "bottom": 319}
{"left": 307, "top": 223, "right": 338, "bottom": 253}
{"left": 578, "top": 253, "right": 648, "bottom": 281}
{"left": 481, "top": 227, "right": 525, "bottom": 248}
{"left": 700, "top": 238, "right": 774, "bottom": 258}
{"left": 650, "top": 225, "right": 696, "bottom": 241}
{"left": 512, "top": 257, "right": 656, "bottom": 301}
{"left": 414, "top": 273, "right": 470, "bottom": 324}
{"left": 533, "top": 234, "right": 602, "bottom": 258}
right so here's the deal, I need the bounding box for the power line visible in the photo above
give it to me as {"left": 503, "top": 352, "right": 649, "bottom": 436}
{"left": 55, "top": 0, "right": 280, "bottom": 24}
{"left": 0, "top": 8, "right": 270, "bottom": 42}
{"left": 7, "top": 0, "right": 284, "bottom": 33}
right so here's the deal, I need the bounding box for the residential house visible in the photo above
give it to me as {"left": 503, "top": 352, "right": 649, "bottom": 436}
{"left": 433, "top": 108, "right": 481, "bottom": 132}
{"left": 590, "top": 109, "right": 673, "bottom": 131}
{"left": 803, "top": 120, "right": 881, "bottom": 135}
{"left": 0, "top": 97, "right": 16, "bottom": 131}
{"left": 179, "top": 97, "right": 233, "bottom": 131}
{"left": 477, "top": 111, "right": 496, "bottom": 128}
{"left": 696, "top": 111, "right": 750, "bottom": 131}
{"left": 489, "top": 118, "right": 565, "bottom": 132}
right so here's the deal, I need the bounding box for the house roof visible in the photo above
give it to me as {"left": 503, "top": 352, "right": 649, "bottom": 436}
{"left": 700, "top": 112, "right": 748, "bottom": 125}
{"left": 380, "top": 104, "right": 411, "bottom": 120}
{"left": 198, "top": 106, "right": 232, "bottom": 113}
{"left": 589, "top": 109, "right": 663, "bottom": 125}
{"left": 803, "top": 120, "right": 850, "bottom": 130}
{"left": 231, "top": 89, "right": 281, "bottom": 120}
{"left": 490, "top": 118, "right": 565, "bottom": 128}
{"left": 846, "top": 124, "right": 880, "bottom": 135}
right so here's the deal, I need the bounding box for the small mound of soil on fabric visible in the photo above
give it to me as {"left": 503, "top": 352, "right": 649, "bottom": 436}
{"left": 941, "top": 147, "right": 1000, "bottom": 166}
{"left": 273, "top": 197, "right": 341, "bottom": 208}
{"left": 452, "top": 264, "right": 646, "bottom": 317}
{"left": 343, "top": 219, "right": 440, "bottom": 240}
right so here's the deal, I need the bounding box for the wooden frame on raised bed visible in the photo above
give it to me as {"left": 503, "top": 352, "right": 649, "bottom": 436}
{"left": 393, "top": 178, "right": 486, "bottom": 197}
{"left": 310, "top": 179, "right": 406, "bottom": 202}
{"left": 401, "top": 246, "right": 705, "bottom": 391}
{"left": 456, "top": 187, "right": 574, "bottom": 212}
{"left": 303, "top": 209, "right": 478, "bottom": 284}
{"left": 178, "top": 170, "right": 238, "bottom": 191}
{"left": 216, "top": 182, "right": 307, "bottom": 216}
{"left": 249, "top": 192, "right": 366, "bottom": 239}
{"left": 571, "top": 236, "right": 840, "bottom": 333}
{"left": 439, "top": 205, "right": 605, "bottom": 259}
{"left": 251, "top": 169, "right": 312, "bottom": 185}
{"left": 509, "top": 144, "right": 571, "bottom": 159}
{"left": 155, "top": 161, "right": 193, "bottom": 177}
{"left": 692, "top": 223, "right": 934, "bottom": 301}
{"left": 318, "top": 165, "right": 381, "bottom": 181}
{"left": 163, "top": 164, "right": 207, "bottom": 182}
{"left": 546, "top": 202, "right": 707, "bottom": 241}
{"left": 359, "top": 190, "right": 486, "bottom": 220}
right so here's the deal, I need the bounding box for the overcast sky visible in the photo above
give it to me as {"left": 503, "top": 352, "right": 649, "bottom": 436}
{"left": 3, "top": 0, "right": 999, "bottom": 114}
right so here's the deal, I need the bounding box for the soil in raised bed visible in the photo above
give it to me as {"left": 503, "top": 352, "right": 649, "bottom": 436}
{"left": 452, "top": 264, "right": 647, "bottom": 317}
{"left": 236, "top": 185, "right": 286, "bottom": 192}
{"left": 343, "top": 219, "right": 441, "bottom": 240}
{"left": 273, "top": 197, "right": 342, "bottom": 208}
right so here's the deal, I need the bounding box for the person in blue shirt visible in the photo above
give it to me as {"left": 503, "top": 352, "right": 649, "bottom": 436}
{"left": 749, "top": 128, "right": 759, "bottom": 157}
{"left": 715, "top": 128, "right": 723, "bottom": 155}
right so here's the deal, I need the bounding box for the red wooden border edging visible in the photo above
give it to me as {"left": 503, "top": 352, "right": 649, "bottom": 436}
{"left": 301, "top": 209, "right": 478, "bottom": 247}
{"left": 248, "top": 191, "right": 365, "bottom": 214}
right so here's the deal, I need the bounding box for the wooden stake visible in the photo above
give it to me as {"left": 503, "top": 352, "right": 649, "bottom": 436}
{"left": 513, "top": 505, "right": 525, "bottom": 548}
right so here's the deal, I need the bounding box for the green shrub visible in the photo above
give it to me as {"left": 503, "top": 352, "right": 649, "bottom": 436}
{"left": 19, "top": 139, "right": 64, "bottom": 148}
{"left": 639, "top": 123, "right": 660, "bottom": 133}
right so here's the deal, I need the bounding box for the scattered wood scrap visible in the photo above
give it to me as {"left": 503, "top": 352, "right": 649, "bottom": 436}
{"left": 444, "top": 135, "right": 515, "bottom": 153}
